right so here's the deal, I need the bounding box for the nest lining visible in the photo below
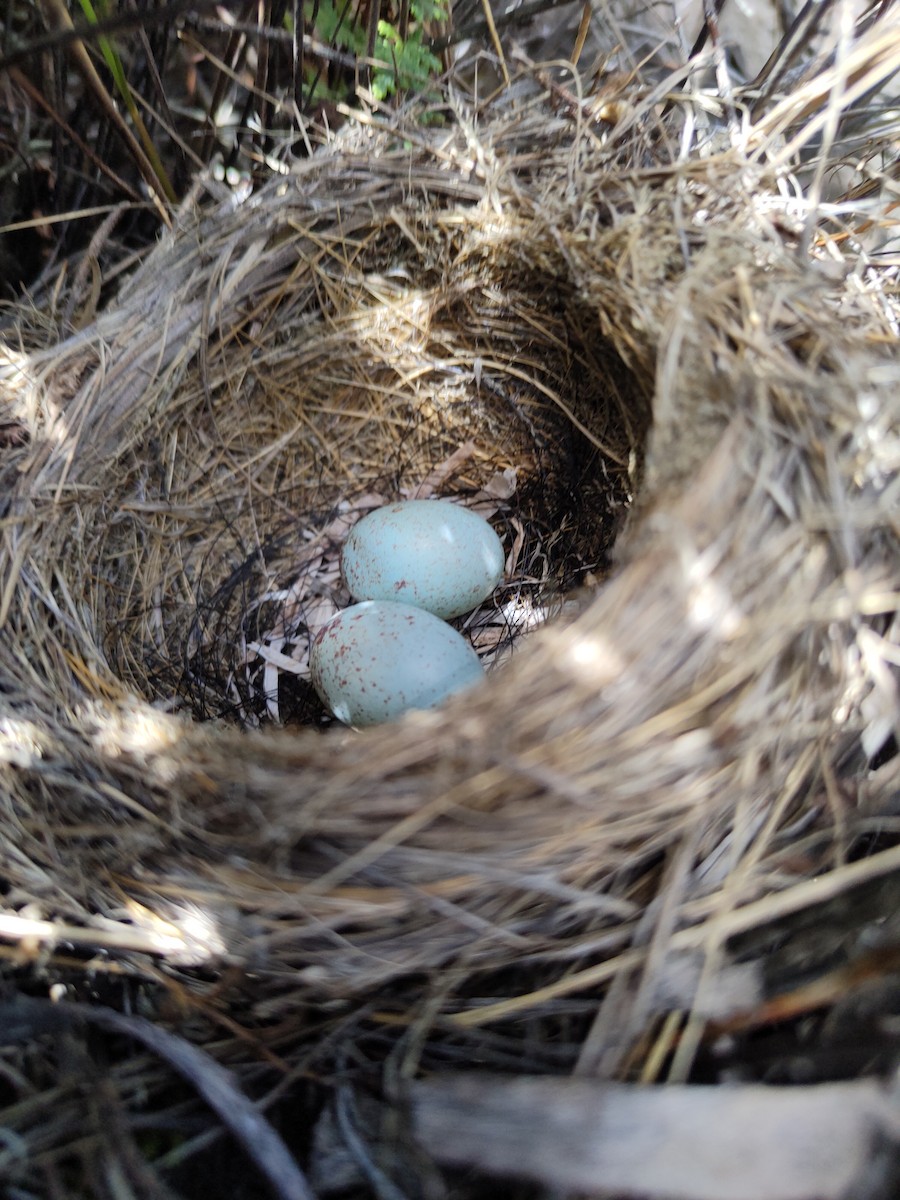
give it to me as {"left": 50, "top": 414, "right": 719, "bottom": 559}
{"left": 95, "top": 242, "right": 643, "bottom": 727}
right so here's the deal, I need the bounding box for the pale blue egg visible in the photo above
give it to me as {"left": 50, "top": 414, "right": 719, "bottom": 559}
{"left": 341, "top": 500, "right": 505, "bottom": 620}
{"left": 310, "top": 601, "right": 485, "bottom": 727}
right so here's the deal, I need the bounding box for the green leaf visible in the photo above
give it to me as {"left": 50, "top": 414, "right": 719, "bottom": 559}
{"left": 411, "top": 0, "right": 448, "bottom": 20}
{"left": 304, "top": 0, "right": 366, "bottom": 53}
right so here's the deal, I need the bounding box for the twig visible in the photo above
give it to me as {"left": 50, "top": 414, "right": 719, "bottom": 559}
{"left": 0, "top": 997, "right": 315, "bottom": 1200}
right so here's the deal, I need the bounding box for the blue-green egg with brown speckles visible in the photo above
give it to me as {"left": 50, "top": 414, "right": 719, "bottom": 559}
{"left": 341, "top": 500, "right": 505, "bottom": 620}
{"left": 310, "top": 601, "right": 485, "bottom": 727}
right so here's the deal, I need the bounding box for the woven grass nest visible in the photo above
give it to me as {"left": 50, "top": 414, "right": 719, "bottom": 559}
{"left": 1, "top": 28, "right": 900, "bottom": 1200}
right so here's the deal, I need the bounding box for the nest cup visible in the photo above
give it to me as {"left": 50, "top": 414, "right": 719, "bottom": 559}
{"left": 0, "top": 88, "right": 897, "bottom": 1038}
{"left": 96, "top": 169, "right": 646, "bottom": 728}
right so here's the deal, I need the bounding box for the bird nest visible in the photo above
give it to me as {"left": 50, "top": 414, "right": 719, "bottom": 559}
{"left": 1, "top": 41, "right": 899, "bottom": 1200}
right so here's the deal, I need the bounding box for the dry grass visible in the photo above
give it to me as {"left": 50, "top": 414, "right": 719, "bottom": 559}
{"left": 0, "top": 5, "right": 899, "bottom": 1196}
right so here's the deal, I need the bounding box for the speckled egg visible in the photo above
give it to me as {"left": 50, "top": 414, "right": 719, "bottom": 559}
{"left": 341, "top": 499, "right": 505, "bottom": 620}
{"left": 310, "top": 600, "right": 485, "bottom": 727}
